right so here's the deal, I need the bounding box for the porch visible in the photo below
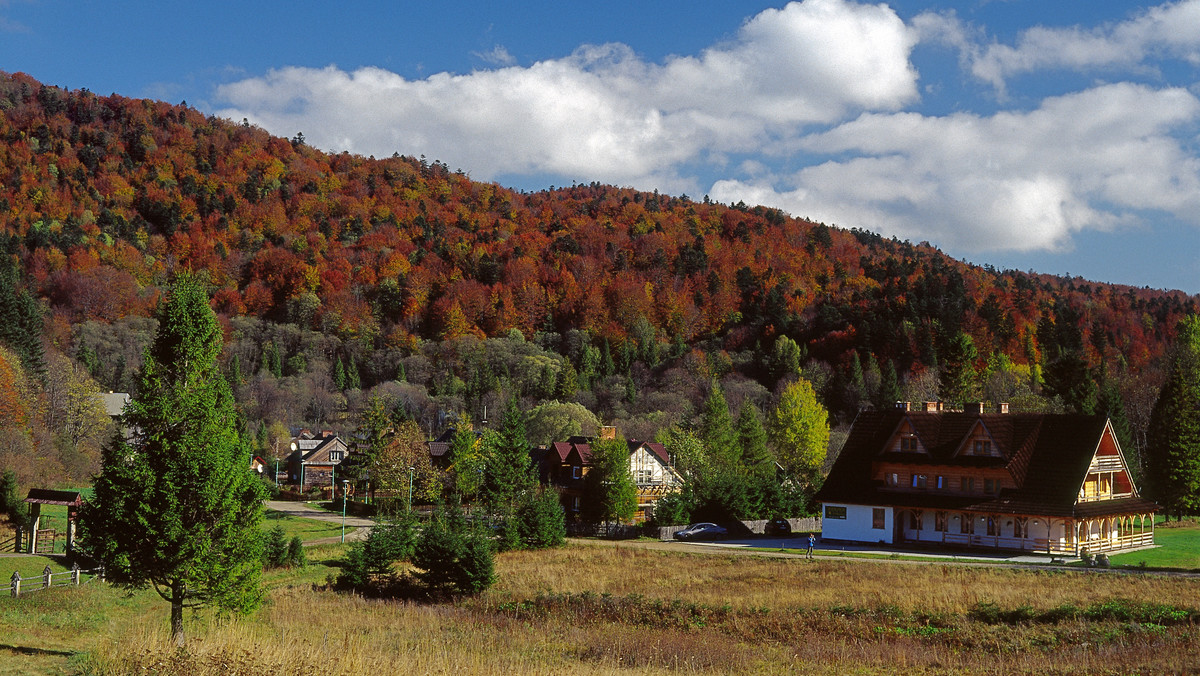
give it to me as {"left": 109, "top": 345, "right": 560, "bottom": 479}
{"left": 893, "top": 508, "right": 1156, "bottom": 556}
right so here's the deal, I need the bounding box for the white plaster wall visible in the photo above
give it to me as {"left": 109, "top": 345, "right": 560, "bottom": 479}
{"left": 821, "top": 503, "right": 892, "bottom": 544}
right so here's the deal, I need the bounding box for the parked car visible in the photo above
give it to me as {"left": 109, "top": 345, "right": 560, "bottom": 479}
{"left": 764, "top": 518, "right": 792, "bottom": 537}
{"left": 674, "top": 522, "right": 728, "bottom": 541}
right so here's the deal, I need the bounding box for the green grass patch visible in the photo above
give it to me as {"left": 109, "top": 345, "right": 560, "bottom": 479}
{"left": 261, "top": 509, "right": 358, "bottom": 543}
{"left": 1108, "top": 517, "right": 1200, "bottom": 571}
{"left": 0, "top": 555, "right": 73, "bottom": 581}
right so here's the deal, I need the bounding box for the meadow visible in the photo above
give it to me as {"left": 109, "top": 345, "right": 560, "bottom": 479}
{"left": 1, "top": 539, "right": 1197, "bottom": 675}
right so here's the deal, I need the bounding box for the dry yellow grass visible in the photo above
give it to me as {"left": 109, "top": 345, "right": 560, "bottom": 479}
{"left": 48, "top": 543, "right": 1200, "bottom": 675}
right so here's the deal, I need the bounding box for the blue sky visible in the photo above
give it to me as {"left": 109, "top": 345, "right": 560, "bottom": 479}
{"left": 3, "top": 1, "right": 1200, "bottom": 293}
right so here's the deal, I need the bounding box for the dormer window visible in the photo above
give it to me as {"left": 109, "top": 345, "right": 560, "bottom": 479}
{"left": 330, "top": 451, "right": 343, "bottom": 462}
{"left": 972, "top": 440, "right": 991, "bottom": 455}
{"left": 900, "top": 436, "right": 920, "bottom": 452}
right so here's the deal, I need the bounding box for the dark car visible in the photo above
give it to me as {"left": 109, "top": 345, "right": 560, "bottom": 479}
{"left": 673, "top": 522, "right": 728, "bottom": 541}
{"left": 764, "top": 518, "right": 792, "bottom": 537}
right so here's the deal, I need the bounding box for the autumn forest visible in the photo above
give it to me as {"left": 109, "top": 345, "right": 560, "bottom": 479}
{"left": 0, "top": 70, "right": 1196, "bottom": 491}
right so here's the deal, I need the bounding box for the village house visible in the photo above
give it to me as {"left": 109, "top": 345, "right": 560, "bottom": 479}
{"left": 814, "top": 403, "right": 1158, "bottom": 556}
{"left": 536, "top": 427, "right": 683, "bottom": 522}
{"left": 286, "top": 429, "right": 349, "bottom": 492}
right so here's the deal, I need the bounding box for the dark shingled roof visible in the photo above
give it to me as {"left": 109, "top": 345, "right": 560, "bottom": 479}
{"left": 815, "top": 411, "right": 1158, "bottom": 519}
{"left": 25, "top": 489, "right": 83, "bottom": 506}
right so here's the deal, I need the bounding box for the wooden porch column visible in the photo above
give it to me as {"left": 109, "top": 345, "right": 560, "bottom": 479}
{"left": 27, "top": 503, "right": 41, "bottom": 554}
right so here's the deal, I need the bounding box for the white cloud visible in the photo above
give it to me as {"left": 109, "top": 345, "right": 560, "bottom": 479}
{"left": 710, "top": 84, "right": 1200, "bottom": 253}
{"left": 962, "top": 0, "right": 1200, "bottom": 92}
{"left": 473, "top": 45, "right": 516, "bottom": 67}
{"left": 215, "top": 0, "right": 918, "bottom": 188}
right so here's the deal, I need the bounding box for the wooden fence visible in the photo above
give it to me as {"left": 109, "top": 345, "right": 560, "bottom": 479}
{"left": 5, "top": 564, "right": 103, "bottom": 597}
{"left": 0, "top": 532, "right": 17, "bottom": 553}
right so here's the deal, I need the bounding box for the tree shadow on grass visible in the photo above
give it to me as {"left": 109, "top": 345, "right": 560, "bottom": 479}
{"left": 0, "top": 643, "right": 75, "bottom": 657}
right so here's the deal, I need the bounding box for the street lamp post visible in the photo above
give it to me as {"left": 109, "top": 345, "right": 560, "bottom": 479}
{"left": 407, "top": 466, "right": 415, "bottom": 513}
{"left": 341, "top": 479, "right": 349, "bottom": 543}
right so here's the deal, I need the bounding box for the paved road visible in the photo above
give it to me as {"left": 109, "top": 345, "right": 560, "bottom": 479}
{"left": 265, "top": 500, "right": 376, "bottom": 545}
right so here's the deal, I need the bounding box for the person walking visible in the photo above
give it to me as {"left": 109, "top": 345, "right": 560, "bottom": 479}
{"left": 806, "top": 532, "right": 816, "bottom": 559}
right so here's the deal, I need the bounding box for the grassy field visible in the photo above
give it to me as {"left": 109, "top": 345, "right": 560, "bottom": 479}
{"left": 1108, "top": 517, "right": 1200, "bottom": 570}
{"left": 260, "top": 508, "right": 358, "bottom": 542}
{"left": 2, "top": 540, "right": 1198, "bottom": 675}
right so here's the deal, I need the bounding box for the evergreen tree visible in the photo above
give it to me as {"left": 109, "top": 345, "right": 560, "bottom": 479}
{"left": 939, "top": 331, "right": 980, "bottom": 405}
{"left": 516, "top": 487, "right": 566, "bottom": 549}
{"left": 600, "top": 339, "right": 615, "bottom": 378}
{"left": 1146, "top": 315, "right": 1200, "bottom": 519}
{"left": 877, "top": 359, "right": 902, "bottom": 410}
{"left": 1096, "top": 370, "right": 1138, "bottom": 486}
{"left": 0, "top": 262, "right": 45, "bottom": 378}
{"left": 699, "top": 382, "right": 738, "bottom": 469}
{"left": 482, "top": 398, "right": 536, "bottom": 512}
{"left": 581, "top": 434, "right": 637, "bottom": 527}
{"left": 80, "top": 276, "right": 265, "bottom": 646}
{"left": 229, "top": 353, "right": 242, "bottom": 387}
{"left": 0, "top": 469, "right": 26, "bottom": 529}
{"left": 736, "top": 400, "right": 773, "bottom": 479}
{"left": 412, "top": 508, "right": 495, "bottom": 595}
{"left": 554, "top": 361, "right": 578, "bottom": 400}
{"left": 347, "top": 355, "right": 362, "bottom": 390}
{"left": 333, "top": 356, "right": 347, "bottom": 390}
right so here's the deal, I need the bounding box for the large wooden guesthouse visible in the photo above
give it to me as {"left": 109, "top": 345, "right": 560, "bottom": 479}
{"left": 815, "top": 404, "right": 1158, "bottom": 556}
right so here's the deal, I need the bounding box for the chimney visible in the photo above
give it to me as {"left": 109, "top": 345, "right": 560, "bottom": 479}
{"left": 923, "top": 401, "right": 939, "bottom": 413}
{"left": 997, "top": 402, "right": 1010, "bottom": 414}
{"left": 895, "top": 401, "right": 911, "bottom": 411}
{"left": 963, "top": 402, "right": 983, "bottom": 415}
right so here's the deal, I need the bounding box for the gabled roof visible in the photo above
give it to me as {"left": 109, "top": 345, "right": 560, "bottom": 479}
{"left": 629, "top": 440, "right": 670, "bottom": 466}
{"left": 815, "top": 411, "right": 1157, "bottom": 519}
{"left": 295, "top": 434, "right": 347, "bottom": 465}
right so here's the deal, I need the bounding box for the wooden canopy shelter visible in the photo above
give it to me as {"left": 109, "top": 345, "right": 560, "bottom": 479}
{"left": 24, "top": 489, "right": 83, "bottom": 554}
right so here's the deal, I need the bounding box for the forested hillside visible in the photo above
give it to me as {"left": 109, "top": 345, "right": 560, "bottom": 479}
{"left": 1, "top": 71, "right": 1196, "bottom": 488}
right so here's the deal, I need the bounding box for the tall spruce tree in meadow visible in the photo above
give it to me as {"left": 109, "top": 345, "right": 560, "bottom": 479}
{"left": 80, "top": 276, "right": 265, "bottom": 646}
{"left": 699, "top": 382, "right": 738, "bottom": 470}
{"left": 1146, "top": 315, "right": 1200, "bottom": 520}
{"left": 736, "top": 400, "right": 774, "bottom": 479}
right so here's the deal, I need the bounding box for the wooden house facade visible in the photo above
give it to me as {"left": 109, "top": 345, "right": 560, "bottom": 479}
{"left": 536, "top": 429, "right": 683, "bottom": 522}
{"left": 814, "top": 406, "right": 1158, "bottom": 556}
{"left": 287, "top": 430, "right": 349, "bottom": 491}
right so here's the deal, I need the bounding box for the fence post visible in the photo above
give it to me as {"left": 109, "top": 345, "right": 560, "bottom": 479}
{"left": 72, "top": 564, "right": 81, "bottom": 586}
{"left": 10, "top": 571, "right": 19, "bottom": 598}
{"left": 14, "top": 527, "right": 20, "bottom": 553}
{"left": 42, "top": 565, "right": 52, "bottom": 591}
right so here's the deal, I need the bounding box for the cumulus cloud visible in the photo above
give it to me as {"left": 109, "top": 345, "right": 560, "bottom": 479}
{"left": 215, "top": 0, "right": 918, "bottom": 188}
{"left": 957, "top": 0, "right": 1200, "bottom": 92}
{"left": 709, "top": 84, "right": 1200, "bottom": 252}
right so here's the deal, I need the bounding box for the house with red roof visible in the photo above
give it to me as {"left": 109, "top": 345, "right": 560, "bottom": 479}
{"left": 537, "top": 426, "right": 683, "bottom": 522}
{"left": 814, "top": 403, "right": 1158, "bottom": 556}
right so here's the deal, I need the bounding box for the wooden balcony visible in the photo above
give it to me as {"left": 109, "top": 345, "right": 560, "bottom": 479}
{"left": 1089, "top": 456, "right": 1123, "bottom": 472}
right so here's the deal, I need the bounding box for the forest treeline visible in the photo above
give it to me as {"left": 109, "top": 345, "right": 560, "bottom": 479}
{"left": 1, "top": 71, "right": 1197, "bottom": 488}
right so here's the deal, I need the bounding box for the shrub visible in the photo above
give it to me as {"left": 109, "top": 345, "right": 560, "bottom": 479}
{"left": 516, "top": 488, "right": 566, "bottom": 550}
{"left": 0, "top": 470, "right": 26, "bottom": 529}
{"left": 263, "top": 525, "right": 288, "bottom": 568}
{"left": 336, "top": 516, "right": 416, "bottom": 589}
{"left": 286, "top": 535, "right": 306, "bottom": 567}
{"left": 412, "top": 514, "right": 495, "bottom": 595}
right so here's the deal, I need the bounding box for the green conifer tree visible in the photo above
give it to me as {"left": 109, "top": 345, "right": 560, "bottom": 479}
{"left": 1146, "top": 315, "right": 1200, "bottom": 519}
{"left": 81, "top": 276, "right": 265, "bottom": 646}
{"left": 736, "top": 400, "right": 774, "bottom": 478}
{"left": 699, "top": 382, "right": 738, "bottom": 469}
